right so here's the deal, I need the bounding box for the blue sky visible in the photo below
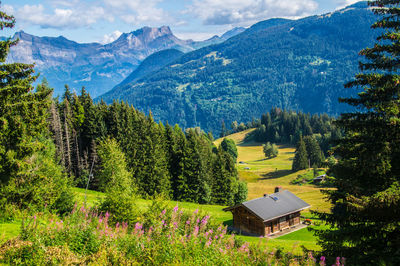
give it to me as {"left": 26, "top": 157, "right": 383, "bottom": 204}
{"left": 2, "top": 0, "right": 361, "bottom": 43}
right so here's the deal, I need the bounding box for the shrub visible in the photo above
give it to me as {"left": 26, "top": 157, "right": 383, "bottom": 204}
{"left": 0, "top": 204, "right": 341, "bottom": 265}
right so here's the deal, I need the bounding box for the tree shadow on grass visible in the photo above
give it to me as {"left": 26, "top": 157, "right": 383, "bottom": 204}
{"left": 223, "top": 219, "right": 233, "bottom": 227}
{"left": 259, "top": 169, "right": 293, "bottom": 180}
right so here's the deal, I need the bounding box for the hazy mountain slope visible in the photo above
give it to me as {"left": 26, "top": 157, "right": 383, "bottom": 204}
{"left": 5, "top": 26, "right": 243, "bottom": 97}
{"left": 100, "top": 49, "right": 184, "bottom": 100}
{"left": 98, "top": 2, "right": 377, "bottom": 133}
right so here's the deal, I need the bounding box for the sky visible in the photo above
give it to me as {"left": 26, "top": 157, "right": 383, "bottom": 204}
{"left": 2, "top": 0, "right": 361, "bottom": 44}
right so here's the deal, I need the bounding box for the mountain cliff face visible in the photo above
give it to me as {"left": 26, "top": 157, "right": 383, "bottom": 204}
{"left": 98, "top": 2, "right": 378, "bottom": 133}
{"left": 6, "top": 26, "right": 243, "bottom": 97}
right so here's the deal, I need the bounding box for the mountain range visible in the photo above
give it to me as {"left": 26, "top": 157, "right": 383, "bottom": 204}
{"left": 6, "top": 26, "right": 245, "bottom": 97}
{"left": 98, "top": 1, "right": 378, "bottom": 133}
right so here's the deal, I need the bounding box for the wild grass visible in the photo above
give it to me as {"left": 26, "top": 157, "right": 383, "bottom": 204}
{"left": 0, "top": 220, "right": 21, "bottom": 245}
{"left": 1, "top": 205, "right": 334, "bottom": 265}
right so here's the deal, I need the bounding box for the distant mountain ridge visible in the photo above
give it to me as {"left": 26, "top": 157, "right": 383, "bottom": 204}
{"left": 5, "top": 26, "right": 244, "bottom": 97}
{"left": 97, "top": 1, "right": 378, "bottom": 133}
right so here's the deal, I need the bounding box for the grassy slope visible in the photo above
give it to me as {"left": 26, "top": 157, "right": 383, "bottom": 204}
{"left": 215, "top": 129, "right": 332, "bottom": 252}
{"left": 216, "top": 129, "right": 331, "bottom": 214}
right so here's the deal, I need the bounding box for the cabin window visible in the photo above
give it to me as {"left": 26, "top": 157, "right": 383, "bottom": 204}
{"left": 279, "top": 216, "right": 286, "bottom": 223}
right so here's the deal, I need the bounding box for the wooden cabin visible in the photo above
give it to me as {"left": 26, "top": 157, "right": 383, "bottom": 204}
{"left": 223, "top": 187, "right": 310, "bottom": 236}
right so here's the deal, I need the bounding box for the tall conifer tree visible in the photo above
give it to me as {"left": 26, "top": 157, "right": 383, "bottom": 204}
{"left": 292, "top": 137, "right": 308, "bottom": 171}
{"left": 314, "top": 1, "right": 400, "bottom": 264}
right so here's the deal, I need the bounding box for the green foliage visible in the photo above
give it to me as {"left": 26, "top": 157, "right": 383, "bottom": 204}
{"left": 0, "top": 205, "right": 334, "bottom": 265}
{"left": 313, "top": 1, "right": 400, "bottom": 264}
{"left": 303, "top": 136, "right": 324, "bottom": 168}
{"left": 53, "top": 91, "right": 242, "bottom": 205}
{"left": 0, "top": 17, "right": 49, "bottom": 185}
{"left": 221, "top": 138, "right": 238, "bottom": 161}
{"left": 292, "top": 137, "right": 308, "bottom": 171}
{"left": 0, "top": 12, "right": 73, "bottom": 216}
{"left": 253, "top": 108, "right": 340, "bottom": 155}
{"left": 0, "top": 136, "right": 74, "bottom": 214}
{"left": 97, "top": 138, "right": 138, "bottom": 225}
{"left": 263, "top": 142, "right": 279, "bottom": 158}
{"left": 234, "top": 180, "right": 248, "bottom": 204}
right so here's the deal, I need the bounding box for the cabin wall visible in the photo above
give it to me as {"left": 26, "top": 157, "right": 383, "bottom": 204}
{"left": 232, "top": 206, "right": 265, "bottom": 236}
{"left": 264, "top": 211, "right": 302, "bottom": 235}
{"left": 232, "top": 207, "right": 303, "bottom": 236}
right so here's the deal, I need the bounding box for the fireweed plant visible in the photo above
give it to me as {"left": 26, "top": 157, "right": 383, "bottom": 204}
{"left": 0, "top": 204, "right": 343, "bottom": 265}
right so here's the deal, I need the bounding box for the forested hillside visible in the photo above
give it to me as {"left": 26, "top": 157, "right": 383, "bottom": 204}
{"left": 101, "top": 49, "right": 184, "bottom": 99}
{"left": 98, "top": 2, "right": 377, "bottom": 133}
{"left": 49, "top": 86, "right": 246, "bottom": 205}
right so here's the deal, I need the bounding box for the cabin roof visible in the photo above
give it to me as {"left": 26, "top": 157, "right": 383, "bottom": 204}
{"left": 224, "top": 190, "right": 310, "bottom": 222}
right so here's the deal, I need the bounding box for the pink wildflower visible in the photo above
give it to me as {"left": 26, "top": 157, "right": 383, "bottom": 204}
{"left": 193, "top": 226, "right": 199, "bottom": 237}
{"left": 173, "top": 204, "right": 179, "bottom": 213}
{"left": 135, "top": 222, "right": 142, "bottom": 230}
{"left": 319, "top": 256, "right": 326, "bottom": 266}
{"left": 161, "top": 209, "right": 166, "bottom": 216}
{"left": 201, "top": 215, "right": 210, "bottom": 225}
{"left": 186, "top": 220, "right": 190, "bottom": 225}
{"left": 194, "top": 209, "right": 199, "bottom": 214}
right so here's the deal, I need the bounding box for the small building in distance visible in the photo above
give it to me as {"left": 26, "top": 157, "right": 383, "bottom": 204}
{"left": 223, "top": 187, "right": 310, "bottom": 236}
{"left": 313, "top": 174, "right": 326, "bottom": 183}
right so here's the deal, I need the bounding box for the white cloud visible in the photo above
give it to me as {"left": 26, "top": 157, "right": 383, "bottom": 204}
{"left": 335, "top": 0, "right": 360, "bottom": 10}
{"left": 103, "top": 0, "right": 171, "bottom": 25}
{"left": 11, "top": 3, "right": 107, "bottom": 29}
{"left": 187, "top": 0, "right": 318, "bottom": 25}
{"left": 2, "top": 4, "right": 14, "bottom": 15}
{"left": 101, "top": 30, "right": 123, "bottom": 44}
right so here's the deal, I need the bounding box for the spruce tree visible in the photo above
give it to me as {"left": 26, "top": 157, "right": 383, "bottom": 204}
{"left": 0, "top": 12, "right": 74, "bottom": 212}
{"left": 98, "top": 138, "right": 137, "bottom": 225}
{"left": 292, "top": 137, "right": 308, "bottom": 171}
{"left": 0, "top": 12, "right": 48, "bottom": 182}
{"left": 314, "top": 1, "right": 400, "bottom": 264}
{"left": 304, "top": 136, "right": 324, "bottom": 168}
{"left": 221, "top": 138, "right": 238, "bottom": 161}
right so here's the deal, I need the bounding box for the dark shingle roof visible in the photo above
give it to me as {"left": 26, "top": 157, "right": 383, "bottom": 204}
{"left": 225, "top": 190, "right": 310, "bottom": 222}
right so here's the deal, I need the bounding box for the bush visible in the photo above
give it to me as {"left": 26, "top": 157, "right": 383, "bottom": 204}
{"left": 0, "top": 137, "right": 74, "bottom": 215}
{"left": 0, "top": 205, "right": 340, "bottom": 265}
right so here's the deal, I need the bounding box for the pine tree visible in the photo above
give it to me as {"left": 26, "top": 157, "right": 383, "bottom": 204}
{"left": 212, "top": 146, "right": 238, "bottom": 205}
{"left": 221, "top": 138, "right": 238, "bottom": 161}
{"left": 97, "top": 138, "right": 137, "bottom": 225}
{"left": 0, "top": 12, "right": 48, "bottom": 183}
{"left": 0, "top": 12, "right": 74, "bottom": 212}
{"left": 304, "top": 136, "right": 324, "bottom": 168}
{"left": 313, "top": 1, "right": 400, "bottom": 264}
{"left": 292, "top": 137, "right": 308, "bottom": 171}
